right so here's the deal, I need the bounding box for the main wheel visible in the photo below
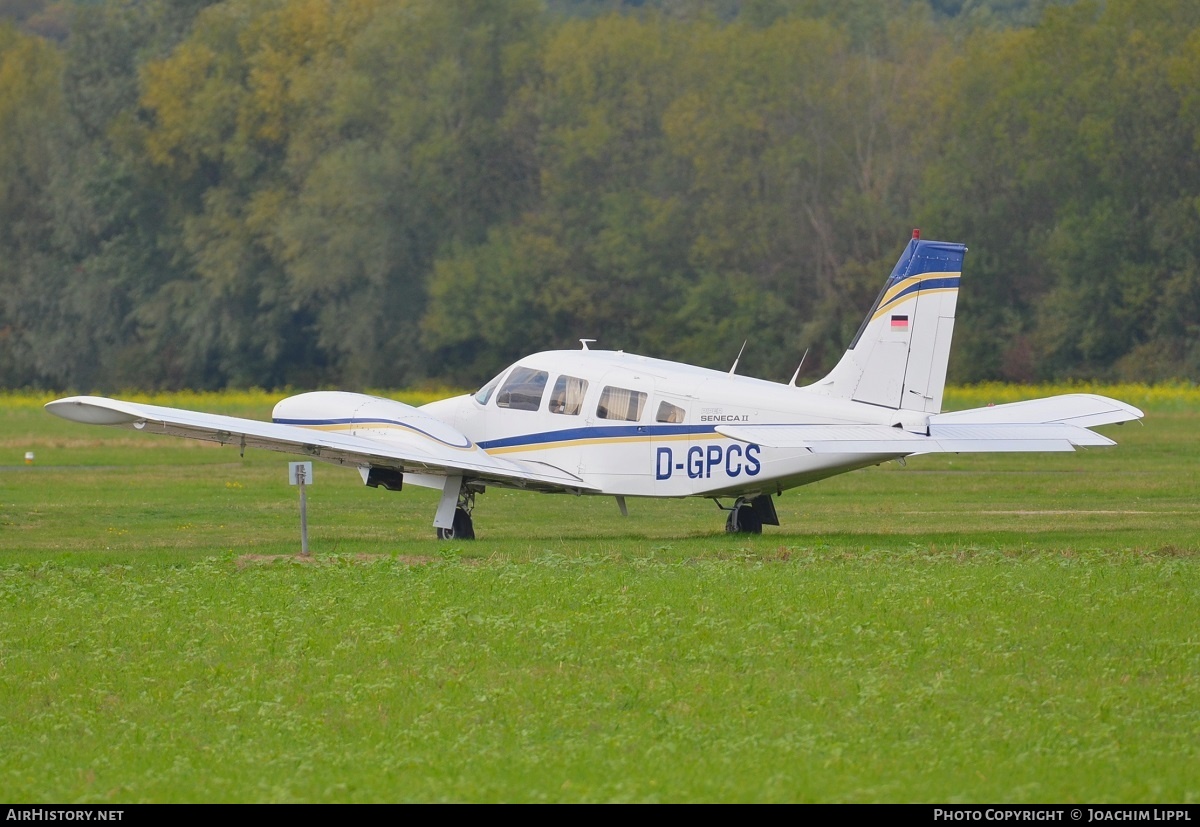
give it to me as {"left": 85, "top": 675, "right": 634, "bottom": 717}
{"left": 724, "top": 504, "right": 762, "bottom": 535}
{"left": 436, "top": 507, "right": 475, "bottom": 540}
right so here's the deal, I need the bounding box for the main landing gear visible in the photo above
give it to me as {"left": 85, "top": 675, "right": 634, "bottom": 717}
{"left": 436, "top": 488, "right": 476, "bottom": 540}
{"left": 718, "top": 494, "right": 780, "bottom": 535}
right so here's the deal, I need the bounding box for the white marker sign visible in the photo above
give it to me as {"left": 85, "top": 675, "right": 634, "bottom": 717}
{"left": 288, "top": 461, "right": 313, "bottom": 486}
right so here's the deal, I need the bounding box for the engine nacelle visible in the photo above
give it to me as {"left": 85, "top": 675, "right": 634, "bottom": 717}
{"left": 272, "top": 391, "right": 476, "bottom": 450}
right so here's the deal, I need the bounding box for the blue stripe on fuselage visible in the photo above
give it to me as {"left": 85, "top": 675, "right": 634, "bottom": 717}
{"left": 479, "top": 423, "right": 715, "bottom": 450}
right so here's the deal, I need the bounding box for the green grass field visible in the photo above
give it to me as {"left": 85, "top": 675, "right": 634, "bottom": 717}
{"left": 1, "top": 386, "right": 1197, "bottom": 802}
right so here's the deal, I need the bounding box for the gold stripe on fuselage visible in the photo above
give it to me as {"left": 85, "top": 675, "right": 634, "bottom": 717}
{"left": 485, "top": 430, "right": 721, "bottom": 456}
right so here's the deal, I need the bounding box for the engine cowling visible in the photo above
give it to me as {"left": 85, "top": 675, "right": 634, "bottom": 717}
{"left": 272, "top": 391, "right": 475, "bottom": 450}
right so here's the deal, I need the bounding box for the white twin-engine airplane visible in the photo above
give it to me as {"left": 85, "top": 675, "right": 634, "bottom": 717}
{"left": 47, "top": 232, "right": 1143, "bottom": 540}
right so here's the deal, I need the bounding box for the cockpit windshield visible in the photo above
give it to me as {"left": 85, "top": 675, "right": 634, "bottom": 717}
{"left": 496, "top": 366, "right": 549, "bottom": 411}
{"left": 474, "top": 370, "right": 506, "bottom": 405}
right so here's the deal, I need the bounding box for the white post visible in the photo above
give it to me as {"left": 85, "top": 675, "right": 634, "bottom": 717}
{"left": 297, "top": 464, "right": 309, "bottom": 556}
{"left": 289, "top": 462, "right": 313, "bottom": 556}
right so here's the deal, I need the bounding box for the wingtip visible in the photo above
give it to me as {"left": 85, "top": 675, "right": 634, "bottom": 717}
{"left": 44, "top": 396, "right": 141, "bottom": 426}
{"left": 1085, "top": 393, "right": 1145, "bottom": 422}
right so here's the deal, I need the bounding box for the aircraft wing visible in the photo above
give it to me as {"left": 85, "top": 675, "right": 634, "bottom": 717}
{"left": 44, "top": 396, "right": 596, "bottom": 493}
{"left": 715, "top": 394, "right": 1142, "bottom": 454}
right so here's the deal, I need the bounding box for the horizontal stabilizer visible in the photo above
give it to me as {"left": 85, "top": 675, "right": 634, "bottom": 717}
{"left": 45, "top": 396, "right": 596, "bottom": 493}
{"left": 715, "top": 419, "right": 1119, "bottom": 455}
{"left": 929, "top": 394, "right": 1143, "bottom": 428}
{"left": 928, "top": 423, "right": 1115, "bottom": 447}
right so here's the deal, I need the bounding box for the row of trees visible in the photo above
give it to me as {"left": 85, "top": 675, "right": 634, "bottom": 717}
{"left": 2, "top": 0, "right": 1199, "bottom": 391}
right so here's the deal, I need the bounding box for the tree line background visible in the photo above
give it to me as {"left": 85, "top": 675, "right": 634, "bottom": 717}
{"left": 2, "top": 0, "right": 1199, "bottom": 392}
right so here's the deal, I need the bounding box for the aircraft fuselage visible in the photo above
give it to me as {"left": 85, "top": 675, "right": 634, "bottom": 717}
{"left": 419, "top": 349, "right": 915, "bottom": 499}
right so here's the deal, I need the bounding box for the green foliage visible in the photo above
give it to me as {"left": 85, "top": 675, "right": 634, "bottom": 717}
{"left": 132, "top": 0, "right": 546, "bottom": 388}
{"left": 425, "top": 12, "right": 943, "bottom": 380}
{"left": 921, "top": 0, "right": 1200, "bottom": 382}
{"left": 2, "top": 1, "right": 1200, "bottom": 390}
{"left": 0, "top": 3, "right": 221, "bottom": 391}
{"left": 0, "top": 24, "right": 69, "bottom": 387}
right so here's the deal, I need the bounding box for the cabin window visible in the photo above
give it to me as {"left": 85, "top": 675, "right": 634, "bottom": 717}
{"left": 597, "top": 386, "right": 646, "bottom": 421}
{"left": 474, "top": 371, "right": 506, "bottom": 405}
{"left": 656, "top": 401, "right": 685, "bottom": 424}
{"left": 496, "top": 367, "right": 548, "bottom": 411}
{"left": 549, "top": 375, "right": 588, "bottom": 415}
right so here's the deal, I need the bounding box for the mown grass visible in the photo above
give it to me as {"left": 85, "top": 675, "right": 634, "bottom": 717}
{"left": 0, "top": 387, "right": 1197, "bottom": 802}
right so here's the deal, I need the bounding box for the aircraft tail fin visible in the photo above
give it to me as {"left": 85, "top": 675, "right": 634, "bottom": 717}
{"left": 807, "top": 232, "right": 966, "bottom": 413}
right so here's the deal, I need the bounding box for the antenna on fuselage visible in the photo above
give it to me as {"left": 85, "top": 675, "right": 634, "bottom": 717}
{"left": 729, "top": 340, "right": 747, "bottom": 375}
{"left": 788, "top": 348, "right": 810, "bottom": 387}
{"left": 580, "top": 338, "right": 596, "bottom": 351}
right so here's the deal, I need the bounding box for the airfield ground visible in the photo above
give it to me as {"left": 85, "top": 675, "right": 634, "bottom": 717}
{"left": 0, "top": 386, "right": 1197, "bottom": 802}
